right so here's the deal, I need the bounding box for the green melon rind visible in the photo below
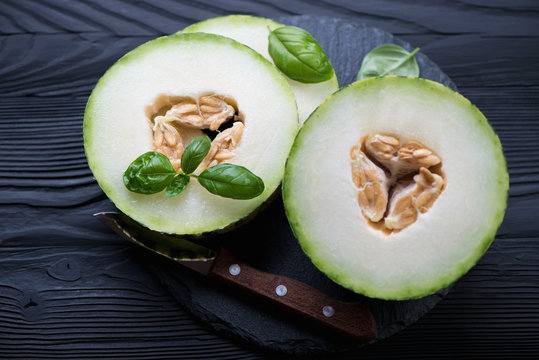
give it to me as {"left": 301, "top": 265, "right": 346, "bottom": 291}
{"left": 182, "top": 14, "right": 283, "bottom": 33}
{"left": 84, "top": 32, "right": 298, "bottom": 235}
{"left": 283, "top": 76, "right": 508, "bottom": 300}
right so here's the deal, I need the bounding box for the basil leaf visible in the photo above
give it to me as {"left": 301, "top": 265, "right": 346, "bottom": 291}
{"left": 181, "top": 135, "right": 211, "bottom": 174}
{"left": 268, "top": 25, "right": 333, "bottom": 83}
{"left": 165, "top": 174, "right": 190, "bottom": 198}
{"left": 357, "top": 44, "right": 420, "bottom": 80}
{"left": 123, "top": 152, "right": 177, "bottom": 194}
{"left": 197, "top": 163, "right": 265, "bottom": 200}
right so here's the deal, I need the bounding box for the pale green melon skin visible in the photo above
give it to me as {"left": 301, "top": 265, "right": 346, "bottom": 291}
{"left": 181, "top": 15, "right": 339, "bottom": 124}
{"left": 283, "top": 76, "right": 509, "bottom": 300}
{"left": 183, "top": 14, "right": 282, "bottom": 33}
{"left": 84, "top": 33, "right": 298, "bottom": 235}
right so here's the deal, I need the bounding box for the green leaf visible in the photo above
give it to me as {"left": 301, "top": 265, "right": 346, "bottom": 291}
{"left": 181, "top": 135, "right": 211, "bottom": 174}
{"left": 357, "top": 44, "right": 420, "bottom": 80}
{"left": 123, "top": 152, "right": 177, "bottom": 194}
{"left": 165, "top": 173, "right": 190, "bottom": 198}
{"left": 197, "top": 163, "right": 265, "bottom": 200}
{"left": 268, "top": 25, "right": 333, "bottom": 83}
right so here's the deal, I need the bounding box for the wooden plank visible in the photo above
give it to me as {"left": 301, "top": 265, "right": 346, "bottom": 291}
{"left": 1, "top": 238, "right": 538, "bottom": 359}
{"left": 0, "top": 1, "right": 538, "bottom": 92}
{"left": 1, "top": 33, "right": 536, "bottom": 92}
{"left": 0, "top": 243, "right": 261, "bottom": 360}
{"left": 2, "top": 0, "right": 537, "bottom": 36}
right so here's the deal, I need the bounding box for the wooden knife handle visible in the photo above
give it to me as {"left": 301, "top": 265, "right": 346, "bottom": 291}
{"left": 209, "top": 249, "right": 376, "bottom": 343}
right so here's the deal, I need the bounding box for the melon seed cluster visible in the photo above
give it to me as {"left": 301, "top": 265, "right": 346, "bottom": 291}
{"left": 351, "top": 134, "right": 445, "bottom": 231}
{"left": 149, "top": 94, "right": 244, "bottom": 171}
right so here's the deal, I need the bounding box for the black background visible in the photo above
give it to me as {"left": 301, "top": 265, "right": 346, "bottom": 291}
{"left": 1, "top": 1, "right": 538, "bottom": 359}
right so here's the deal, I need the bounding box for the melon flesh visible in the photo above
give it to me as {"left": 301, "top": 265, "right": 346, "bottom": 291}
{"left": 84, "top": 33, "right": 298, "bottom": 235}
{"left": 283, "top": 76, "right": 508, "bottom": 300}
{"left": 182, "top": 15, "right": 339, "bottom": 124}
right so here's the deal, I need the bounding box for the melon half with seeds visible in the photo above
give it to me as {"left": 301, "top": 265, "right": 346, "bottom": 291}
{"left": 182, "top": 15, "right": 339, "bottom": 124}
{"left": 84, "top": 33, "right": 298, "bottom": 235}
{"left": 283, "top": 76, "right": 508, "bottom": 300}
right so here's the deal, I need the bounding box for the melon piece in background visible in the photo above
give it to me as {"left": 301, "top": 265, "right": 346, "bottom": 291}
{"left": 283, "top": 76, "right": 508, "bottom": 300}
{"left": 182, "top": 15, "right": 339, "bottom": 124}
{"left": 84, "top": 33, "right": 298, "bottom": 235}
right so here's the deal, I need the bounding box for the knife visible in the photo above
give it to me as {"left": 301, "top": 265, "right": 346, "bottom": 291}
{"left": 95, "top": 211, "right": 376, "bottom": 342}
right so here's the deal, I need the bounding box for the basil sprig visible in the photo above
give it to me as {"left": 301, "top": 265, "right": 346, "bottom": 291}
{"left": 123, "top": 135, "right": 264, "bottom": 200}
{"left": 180, "top": 135, "right": 211, "bottom": 174}
{"left": 165, "top": 174, "right": 189, "bottom": 198}
{"left": 123, "top": 152, "right": 176, "bottom": 194}
{"left": 268, "top": 25, "right": 333, "bottom": 83}
{"left": 198, "top": 163, "right": 265, "bottom": 200}
{"left": 357, "top": 44, "right": 420, "bottom": 80}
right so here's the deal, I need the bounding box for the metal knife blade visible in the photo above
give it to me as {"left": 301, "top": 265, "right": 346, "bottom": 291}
{"left": 95, "top": 211, "right": 377, "bottom": 342}
{"left": 94, "top": 212, "right": 217, "bottom": 275}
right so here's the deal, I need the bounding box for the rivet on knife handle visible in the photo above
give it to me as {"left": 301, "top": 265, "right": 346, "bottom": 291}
{"left": 209, "top": 249, "right": 377, "bottom": 342}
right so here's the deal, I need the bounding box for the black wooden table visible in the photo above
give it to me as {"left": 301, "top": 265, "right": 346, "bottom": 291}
{"left": 1, "top": 1, "right": 538, "bottom": 359}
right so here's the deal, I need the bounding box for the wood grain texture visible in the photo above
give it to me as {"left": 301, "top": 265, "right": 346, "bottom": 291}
{"left": 1, "top": 0, "right": 539, "bottom": 359}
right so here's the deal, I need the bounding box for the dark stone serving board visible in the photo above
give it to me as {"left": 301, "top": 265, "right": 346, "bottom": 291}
{"left": 146, "top": 15, "right": 456, "bottom": 354}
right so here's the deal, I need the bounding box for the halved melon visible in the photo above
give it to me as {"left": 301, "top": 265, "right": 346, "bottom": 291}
{"left": 84, "top": 33, "right": 298, "bottom": 235}
{"left": 182, "top": 15, "right": 339, "bottom": 124}
{"left": 283, "top": 76, "right": 508, "bottom": 300}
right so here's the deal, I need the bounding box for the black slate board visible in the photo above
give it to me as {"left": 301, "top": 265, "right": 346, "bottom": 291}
{"left": 147, "top": 15, "right": 456, "bottom": 354}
